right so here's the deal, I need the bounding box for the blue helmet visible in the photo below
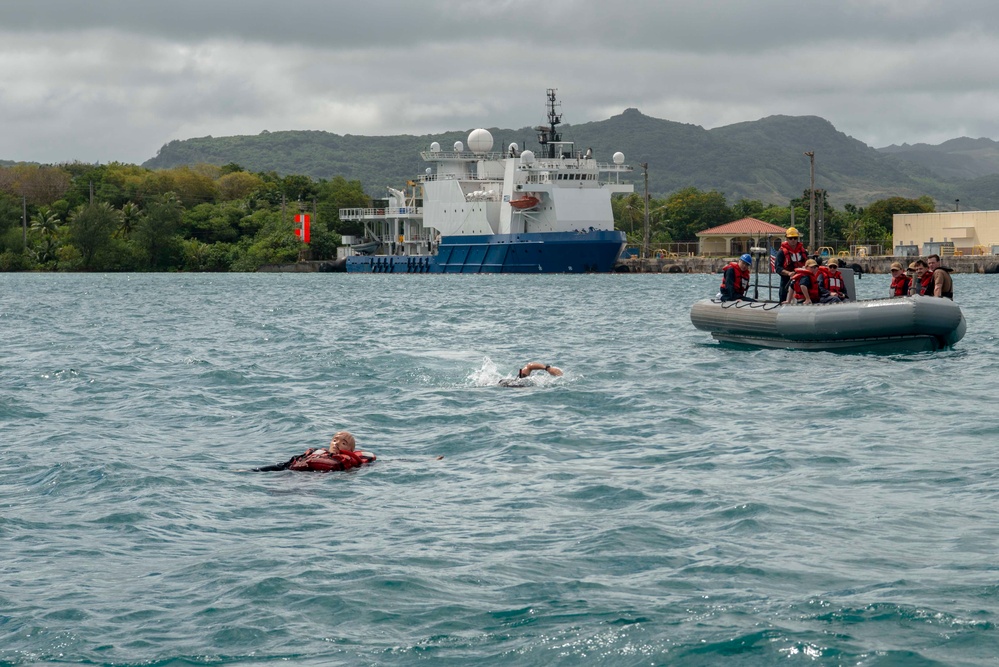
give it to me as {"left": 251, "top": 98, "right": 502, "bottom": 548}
{"left": 740, "top": 253, "right": 753, "bottom": 265}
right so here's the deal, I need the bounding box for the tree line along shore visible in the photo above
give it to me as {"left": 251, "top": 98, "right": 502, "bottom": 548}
{"left": 0, "top": 160, "right": 933, "bottom": 272}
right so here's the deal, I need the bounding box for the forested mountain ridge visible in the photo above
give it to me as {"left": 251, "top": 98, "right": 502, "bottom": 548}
{"left": 876, "top": 137, "right": 999, "bottom": 182}
{"left": 142, "top": 110, "right": 999, "bottom": 208}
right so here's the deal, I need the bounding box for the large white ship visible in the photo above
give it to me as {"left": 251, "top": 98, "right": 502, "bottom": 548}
{"left": 339, "top": 89, "right": 634, "bottom": 273}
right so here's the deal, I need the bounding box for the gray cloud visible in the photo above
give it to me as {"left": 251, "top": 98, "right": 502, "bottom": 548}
{"left": 2, "top": 0, "right": 998, "bottom": 164}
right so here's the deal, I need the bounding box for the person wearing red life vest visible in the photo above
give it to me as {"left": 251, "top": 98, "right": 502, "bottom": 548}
{"left": 787, "top": 259, "right": 820, "bottom": 304}
{"left": 816, "top": 258, "right": 848, "bottom": 303}
{"left": 719, "top": 253, "right": 755, "bottom": 302}
{"left": 888, "top": 261, "right": 910, "bottom": 297}
{"left": 908, "top": 259, "right": 933, "bottom": 296}
{"left": 252, "top": 431, "right": 376, "bottom": 472}
{"left": 774, "top": 227, "right": 808, "bottom": 303}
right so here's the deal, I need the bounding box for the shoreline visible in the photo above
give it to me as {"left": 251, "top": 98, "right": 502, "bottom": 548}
{"left": 258, "top": 256, "right": 999, "bottom": 274}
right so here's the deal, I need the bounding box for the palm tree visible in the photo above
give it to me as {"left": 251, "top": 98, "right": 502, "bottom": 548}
{"left": 30, "top": 206, "right": 60, "bottom": 238}
{"left": 31, "top": 236, "right": 60, "bottom": 265}
{"left": 117, "top": 201, "right": 143, "bottom": 238}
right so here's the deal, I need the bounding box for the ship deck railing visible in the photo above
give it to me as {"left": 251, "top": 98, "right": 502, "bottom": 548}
{"left": 339, "top": 206, "right": 423, "bottom": 220}
{"left": 419, "top": 150, "right": 634, "bottom": 173}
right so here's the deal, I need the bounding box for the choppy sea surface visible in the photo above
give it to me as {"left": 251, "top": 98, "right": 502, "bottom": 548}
{"left": 2, "top": 271, "right": 999, "bottom": 666}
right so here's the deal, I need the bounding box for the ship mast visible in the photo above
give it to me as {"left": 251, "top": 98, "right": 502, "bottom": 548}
{"left": 535, "top": 88, "right": 562, "bottom": 159}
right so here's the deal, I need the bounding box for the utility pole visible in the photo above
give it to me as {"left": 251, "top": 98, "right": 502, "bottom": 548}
{"left": 641, "top": 163, "right": 649, "bottom": 259}
{"left": 804, "top": 151, "right": 815, "bottom": 251}
{"left": 818, "top": 189, "right": 825, "bottom": 248}
{"left": 22, "top": 195, "right": 27, "bottom": 248}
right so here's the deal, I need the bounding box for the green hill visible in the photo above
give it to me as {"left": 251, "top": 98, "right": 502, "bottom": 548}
{"left": 877, "top": 137, "right": 999, "bottom": 181}
{"left": 142, "top": 110, "right": 996, "bottom": 208}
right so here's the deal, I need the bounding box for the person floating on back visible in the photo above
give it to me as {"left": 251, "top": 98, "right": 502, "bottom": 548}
{"left": 252, "top": 431, "right": 376, "bottom": 472}
{"left": 498, "top": 362, "right": 563, "bottom": 387}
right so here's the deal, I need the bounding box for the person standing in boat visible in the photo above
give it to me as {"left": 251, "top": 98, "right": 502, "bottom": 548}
{"left": 926, "top": 254, "right": 955, "bottom": 299}
{"left": 889, "top": 262, "right": 911, "bottom": 297}
{"left": 816, "top": 258, "right": 848, "bottom": 303}
{"left": 719, "top": 253, "right": 756, "bottom": 302}
{"left": 908, "top": 260, "right": 933, "bottom": 296}
{"left": 786, "top": 259, "right": 820, "bottom": 304}
{"left": 775, "top": 228, "right": 808, "bottom": 303}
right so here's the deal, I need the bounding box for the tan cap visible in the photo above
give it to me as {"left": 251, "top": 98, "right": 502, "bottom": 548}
{"left": 908, "top": 261, "right": 920, "bottom": 270}
{"left": 826, "top": 258, "right": 839, "bottom": 267}
{"left": 890, "top": 262, "right": 903, "bottom": 271}
{"left": 804, "top": 259, "right": 818, "bottom": 268}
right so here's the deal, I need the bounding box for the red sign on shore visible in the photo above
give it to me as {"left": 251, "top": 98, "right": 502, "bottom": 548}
{"left": 294, "top": 214, "right": 311, "bottom": 243}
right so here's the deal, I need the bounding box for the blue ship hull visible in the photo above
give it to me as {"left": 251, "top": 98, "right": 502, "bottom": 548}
{"left": 345, "top": 230, "right": 626, "bottom": 274}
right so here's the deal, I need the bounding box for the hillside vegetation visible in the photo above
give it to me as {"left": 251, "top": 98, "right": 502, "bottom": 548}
{"left": 144, "top": 110, "right": 999, "bottom": 209}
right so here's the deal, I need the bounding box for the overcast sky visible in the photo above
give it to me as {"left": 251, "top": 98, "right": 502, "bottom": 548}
{"left": 2, "top": 0, "right": 997, "bottom": 165}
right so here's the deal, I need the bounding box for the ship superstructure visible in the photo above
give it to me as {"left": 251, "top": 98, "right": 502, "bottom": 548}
{"left": 340, "top": 90, "right": 633, "bottom": 273}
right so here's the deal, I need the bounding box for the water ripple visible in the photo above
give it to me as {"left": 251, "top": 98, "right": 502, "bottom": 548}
{"left": 3, "top": 273, "right": 999, "bottom": 665}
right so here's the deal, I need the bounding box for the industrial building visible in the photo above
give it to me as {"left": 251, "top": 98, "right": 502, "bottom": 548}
{"left": 893, "top": 211, "right": 999, "bottom": 257}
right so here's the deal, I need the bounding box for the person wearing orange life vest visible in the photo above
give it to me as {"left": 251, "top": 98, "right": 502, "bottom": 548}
{"left": 719, "top": 253, "right": 756, "bottom": 302}
{"left": 774, "top": 227, "right": 808, "bottom": 303}
{"left": 816, "top": 258, "right": 848, "bottom": 303}
{"left": 252, "top": 431, "right": 376, "bottom": 472}
{"left": 888, "top": 261, "right": 910, "bottom": 297}
{"left": 787, "top": 259, "right": 820, "bottom": 304}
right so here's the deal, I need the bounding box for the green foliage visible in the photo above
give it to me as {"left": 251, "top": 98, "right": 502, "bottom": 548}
{"left": 230, "top": 230, "right": 300, "bottom": 272}
{"left": 69, "top": 202, "right": 119, "bottom": 270}
{"left": 731, "top": 199, "right": 767, "bottom": 219}
{"left": 180, "top": 239, "right": 235, "bottom": 271}
{"left": 308, "top": 227, "right": 342, "bottom": 260}
{"left": 217, "top": 171, "right": 263, "bottom": 201}
{"left": 0, "top": 149, "right": 955, "bottom": 273}
{"left": 661, "top": 187, "right": 733, "bottom": 241}
{"left": 0, "top": 193, "right": 24, "bottom": 251}
{"left": 181, "top": 202, "right": 243, "bottom": 244}
{"left": 862, "top": 196, "right": 934, "bottom": 239}
{"left": 134, "top": 193, "right": 183, "bottom": 269}
{"left": 0, "top": 249, "right": 31, "bottom": 271}
{"left": 140, "top": 112, "right": 992, "bottom": 208}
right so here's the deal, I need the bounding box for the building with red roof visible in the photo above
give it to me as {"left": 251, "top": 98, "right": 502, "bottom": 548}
{"left": 695, "top": 217, "right": 789, "bottom": 256}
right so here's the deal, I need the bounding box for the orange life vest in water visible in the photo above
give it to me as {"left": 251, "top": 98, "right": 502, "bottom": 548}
{"left": 288, "top": 448, "right": 376, "bottom": 472}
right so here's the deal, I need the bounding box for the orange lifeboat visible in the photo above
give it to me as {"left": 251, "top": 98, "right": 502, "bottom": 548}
{"left": 509, "top": 195, "right": 540, "bottom": 210}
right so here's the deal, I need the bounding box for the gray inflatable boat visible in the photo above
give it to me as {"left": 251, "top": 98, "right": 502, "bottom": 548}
{"left": 690, "top": 294, "right": 966, "bottom": 352}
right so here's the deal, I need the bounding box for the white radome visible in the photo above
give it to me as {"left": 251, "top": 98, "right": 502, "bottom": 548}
{"left": 520, "top": 150, "right": 535, "bottom": 166}
{"left": 467, "top": 129, "right": 494, "bottom": 154}
{"left": 613, "top": 152, "right": 625, "bottom": 165}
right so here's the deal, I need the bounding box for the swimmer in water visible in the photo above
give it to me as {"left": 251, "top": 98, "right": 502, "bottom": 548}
{"left": 251, "top": 430, "right": 376, "bottom": 472}
{"left": 498, "top": 362, "right": 563, "bottom": 387}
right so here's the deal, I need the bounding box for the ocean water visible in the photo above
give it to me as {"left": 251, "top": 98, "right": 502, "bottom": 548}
{"left": 2, "top": 271, "right": 998, "bottom": 666}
